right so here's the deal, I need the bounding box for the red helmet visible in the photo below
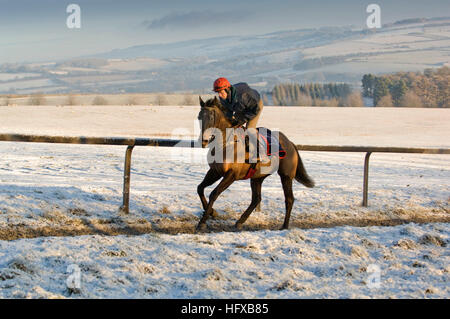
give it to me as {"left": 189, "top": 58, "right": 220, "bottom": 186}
{"left": 213, "top": 77, "right": 231, "bottom": 92}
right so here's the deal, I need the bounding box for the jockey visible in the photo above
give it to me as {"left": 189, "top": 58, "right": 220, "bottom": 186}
{"left": 213, "top": 77, "right": 264, "bottom": 162}
{"left": 213, "top": 77, "right": 263, "bottom": 129}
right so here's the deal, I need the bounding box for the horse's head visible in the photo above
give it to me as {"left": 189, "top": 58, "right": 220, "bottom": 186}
{"left": 198, "top": 96, "right": 230, "bottom": 148}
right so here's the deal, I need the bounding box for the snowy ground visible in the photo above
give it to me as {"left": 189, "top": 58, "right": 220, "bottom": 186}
{"left": 1, "top": 223, "right": 448, "bottom": 299}
{"left": 0, "top": 105, "right": 449, "bottom": 298}
{"left": 1, "top": 105, "right": 449, "bottom": 148}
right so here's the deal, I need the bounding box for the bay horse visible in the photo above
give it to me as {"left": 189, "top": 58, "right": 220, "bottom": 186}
{"left": 196, "top": 96, "right": 314, "bottom": 231}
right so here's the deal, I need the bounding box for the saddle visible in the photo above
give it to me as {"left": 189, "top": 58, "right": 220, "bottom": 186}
{"left": 241, "top": 127, "right": 286, "bottom": 179}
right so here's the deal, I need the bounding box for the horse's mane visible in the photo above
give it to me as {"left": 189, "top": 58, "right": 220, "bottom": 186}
{"left": 198, "top": 96, "right": 228, "bottom": 120}
{"left": 205, "top": 97, "right": 227, "bottom": 115}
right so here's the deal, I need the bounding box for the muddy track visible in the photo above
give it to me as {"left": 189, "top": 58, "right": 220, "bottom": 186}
{"left": 1, "top": 214, "right": 449, "bottom": 241}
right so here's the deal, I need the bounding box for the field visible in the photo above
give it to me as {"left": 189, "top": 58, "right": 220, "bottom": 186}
{"left": 0, "top": 105, "right": 449, "bottom": 298}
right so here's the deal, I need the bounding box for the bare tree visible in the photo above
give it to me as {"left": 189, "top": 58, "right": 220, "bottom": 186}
{"left": 28, "top": 93, "right": 46, "bottom": 106}
{"left": 127, "top": 95, "right": 142, "bottom": 105}
{"left": 65, "top": 95, "right": 78, "bottom": 106}
{"left": 400, "top": 91, "right": 423, "bottom": 108}
{"left": 261, "top": 93, "right": 269, "bottom": 106}
{"left": 92, "top": 96, "right": 108, "bottom": 105}
{"left": 376, "top": 94, "right": 394, "bottom": 107}
{"left": 345, "top": 91, "right": 364, "bottom": 107}
{"left": 294, "top": 93, "right": 313, "bottom": 106}
{"left": 181, "top": 94, "right": 196, "bottom": 106}
{"left": 155, "top": 94, "right": 168, "bottom": 106}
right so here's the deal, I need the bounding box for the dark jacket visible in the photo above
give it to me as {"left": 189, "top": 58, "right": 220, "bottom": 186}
{"left": 220, "top": 82, "right": 261, "bottom": 125}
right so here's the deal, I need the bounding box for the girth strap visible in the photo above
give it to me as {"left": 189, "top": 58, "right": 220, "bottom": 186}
{"left": 243, "top": 162, "right": 257, "bottom": 180}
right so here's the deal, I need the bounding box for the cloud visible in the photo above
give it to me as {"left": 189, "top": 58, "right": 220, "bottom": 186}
{"left": 142, "top": 10, "right": 250, "bottom": 30}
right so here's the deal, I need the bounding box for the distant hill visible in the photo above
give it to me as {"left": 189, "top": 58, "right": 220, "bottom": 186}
{"left": 0, "top": 17, "right": 449, "bottom": 94}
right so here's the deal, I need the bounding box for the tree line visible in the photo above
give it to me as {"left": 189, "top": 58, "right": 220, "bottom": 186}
{"left": 271, "top": 82, "right": 363, "bottom": 107}
{"left": 270, "top": 66, "right": 449, "bottom": 107}
{"left": 362, "top": 66, "right": 449, "bottom": 108}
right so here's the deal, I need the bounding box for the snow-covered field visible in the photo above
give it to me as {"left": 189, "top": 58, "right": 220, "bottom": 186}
{"left": 1, "top": 222, "right": 448, "bottom": 299}
{"left": 0, "top": 105, "right": 449, "bottom": 299}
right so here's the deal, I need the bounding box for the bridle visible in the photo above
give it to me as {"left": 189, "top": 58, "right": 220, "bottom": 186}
{"left": 201, "top": 106, "right": 217, "bottom": 146}
{"left": 201, "top": 101, "right": 246, "bottom": 150}
{"left": 202, "top": 107, "right": 248, "bottom": 153}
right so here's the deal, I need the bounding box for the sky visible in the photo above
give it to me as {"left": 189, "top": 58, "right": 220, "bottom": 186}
{"left": 1, "top": 0, "right": 449, "bottom": 63}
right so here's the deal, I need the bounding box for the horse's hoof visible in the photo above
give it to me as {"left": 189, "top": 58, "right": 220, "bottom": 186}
{"left": 235, "top": 222, "right": 243, "bottom": 230}
{"left": 196, "top": 223, "right": 207, "bottom": 232}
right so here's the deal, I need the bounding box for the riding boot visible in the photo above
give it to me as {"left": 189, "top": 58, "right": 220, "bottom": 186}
{"left": 246, "top": 128, "right": 259, "bottom": 164}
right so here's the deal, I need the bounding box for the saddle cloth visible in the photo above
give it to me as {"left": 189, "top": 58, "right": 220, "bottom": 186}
{"left": 242, "top": 127, "right": 287, "bottom": 179}
{"left": 255, "top": 127, "right": 286, "bottom": 159}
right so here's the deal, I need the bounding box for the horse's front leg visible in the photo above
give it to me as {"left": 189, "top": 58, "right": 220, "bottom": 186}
{"left": 197, "top": 170, "right": 236, "bottom": 231}
{"left": 197, "top": 168, "right": 221, "bottom": 218}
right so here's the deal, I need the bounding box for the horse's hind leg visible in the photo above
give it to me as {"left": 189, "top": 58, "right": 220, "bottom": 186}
{"left": 197, "top": 170, "right": 236, "bottom": 231}
{"left": 235, "top": 176, "right": 266, "bottom": 229}
{"left": 197, "top": 168, "right": 221, "bottom": 218}
{"left": 280, "top": 175, "right": 295, "bottom": 230}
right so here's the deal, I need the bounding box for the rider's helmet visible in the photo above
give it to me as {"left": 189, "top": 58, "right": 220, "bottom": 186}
{"left": 213, "top": 77, "right": 231, "bottom": 92}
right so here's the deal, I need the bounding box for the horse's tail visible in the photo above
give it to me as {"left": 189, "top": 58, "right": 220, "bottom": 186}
{"left": 292, "top": 143, "right": 315, "bottom": 188}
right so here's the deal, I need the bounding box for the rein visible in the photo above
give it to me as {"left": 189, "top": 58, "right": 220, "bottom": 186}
{"left": 212, "top": 110, "right": 245, "bottom": 150}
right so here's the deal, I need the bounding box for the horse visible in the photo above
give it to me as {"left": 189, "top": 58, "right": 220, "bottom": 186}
{"left": 196, "top": 96, "right": 314, "bottom": 231}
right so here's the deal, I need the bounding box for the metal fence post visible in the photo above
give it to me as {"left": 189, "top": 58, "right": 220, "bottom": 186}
{"left": 119, "top": 145, "right": 135, "bottom": 214}
{"left": 1, "top": 135, "right": 449, "bottom": 214}
{"left": 363, "top": 152, "right": 372, "bottom": 207}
